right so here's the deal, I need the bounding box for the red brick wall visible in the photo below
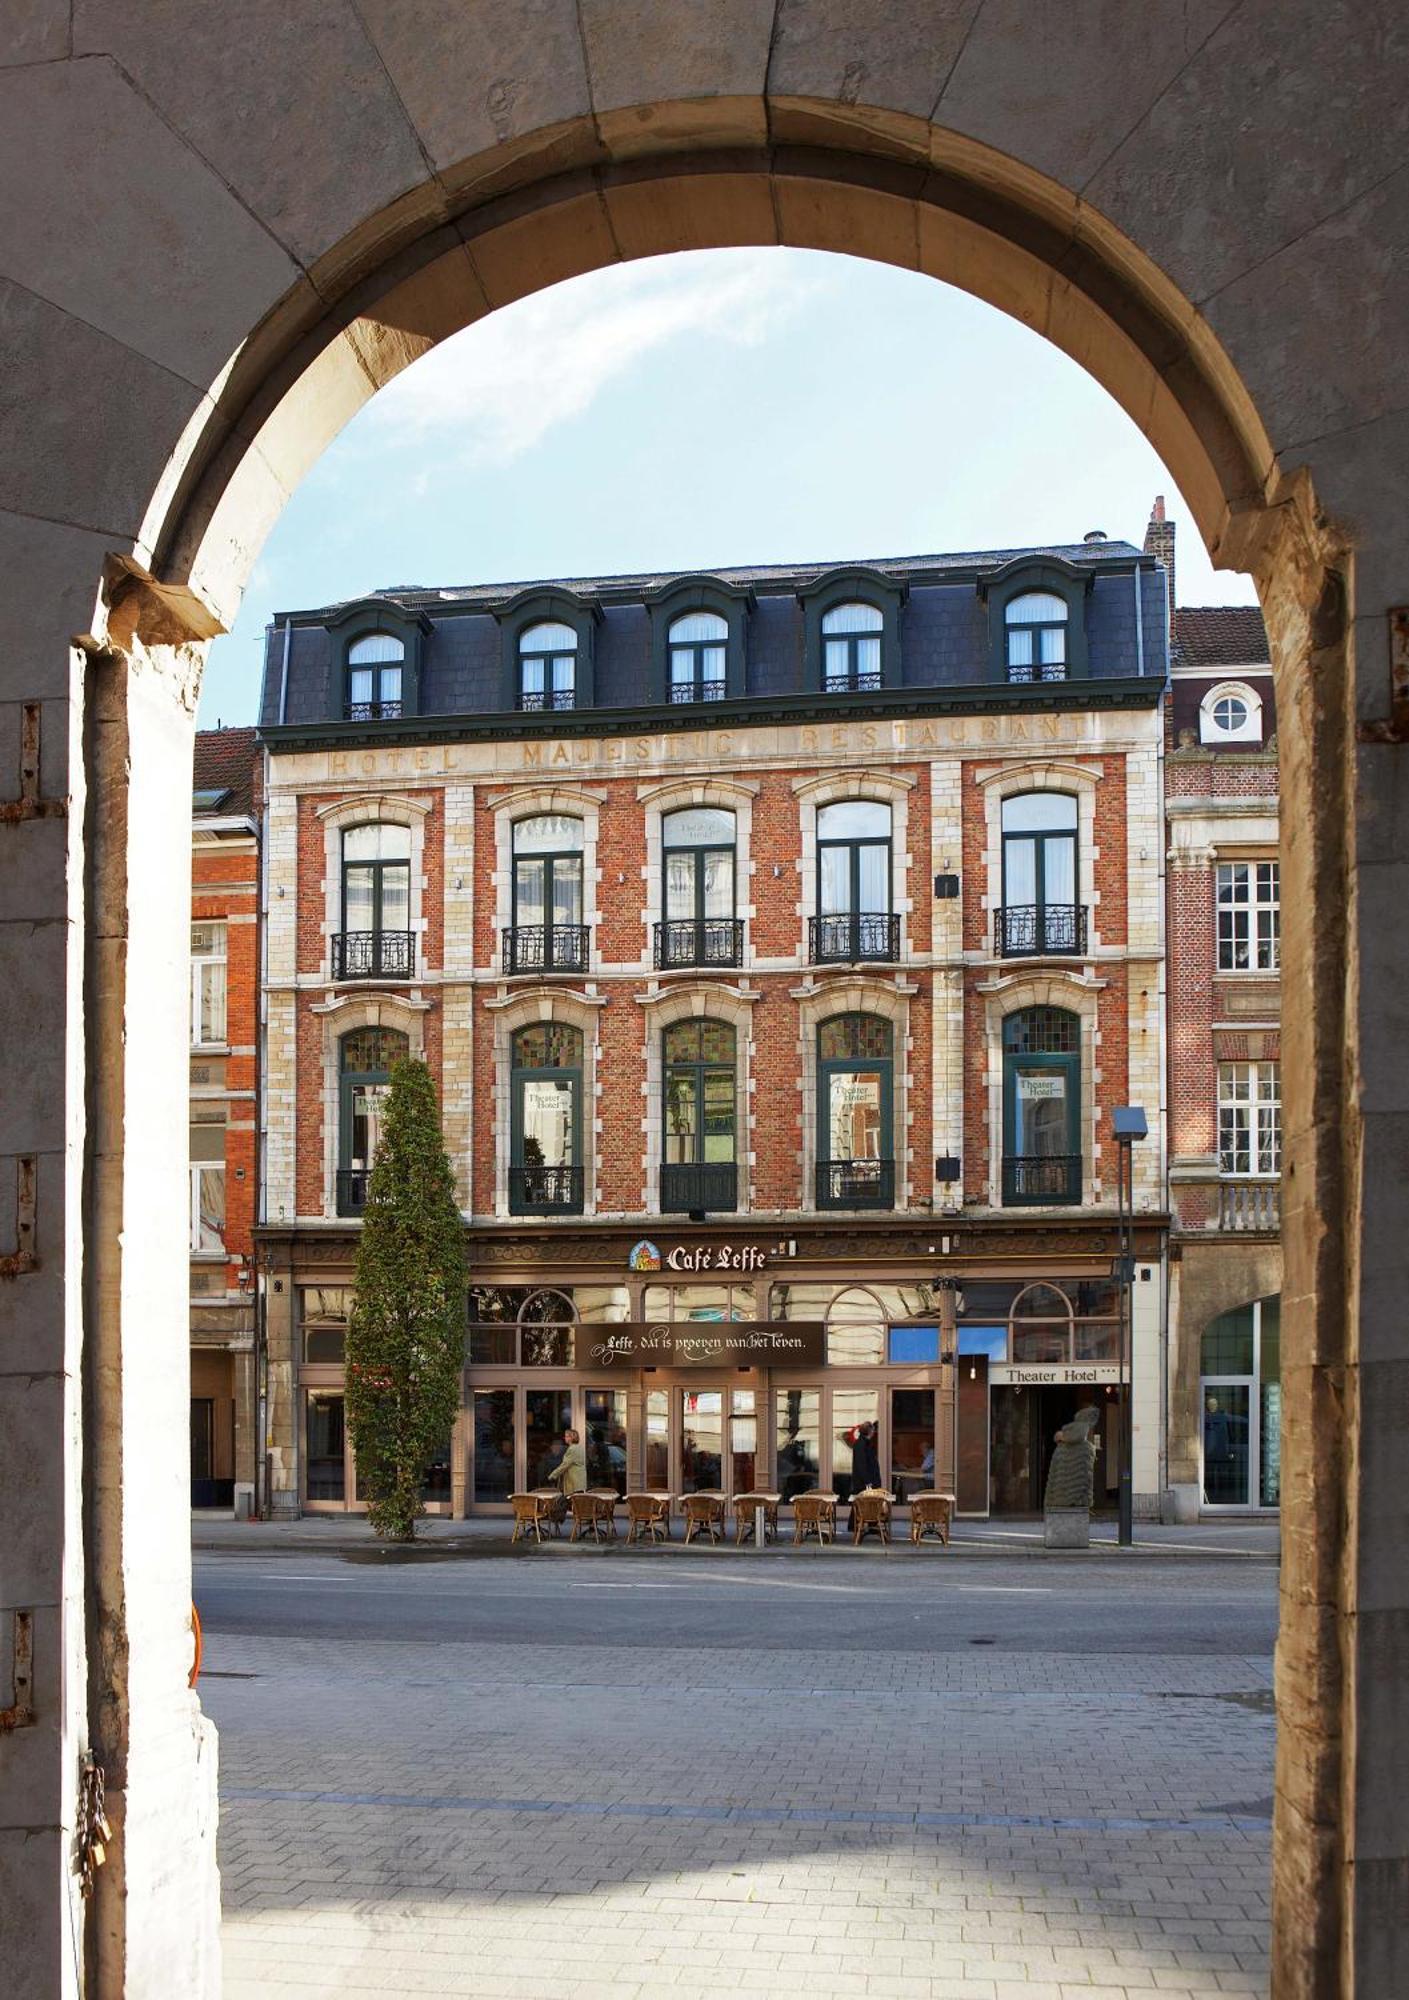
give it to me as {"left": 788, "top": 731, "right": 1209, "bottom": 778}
{"left": 192, "top": 808, "right": 259, "bottom": 1282}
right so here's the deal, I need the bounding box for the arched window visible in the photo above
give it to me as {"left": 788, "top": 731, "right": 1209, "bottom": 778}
{"left": 668, "top": 611, "right": 728, "bottom": 703}
{"left": 518, "top": 620, "right": 577, "bottom": 712}
{"left": 1200, "top": 681, "right": 1263, "bottom": 745}
{"left": 998, "top": 793, "right": 1083, "bottom": 956}
{"left": 346, "top": 633, "right": 405, "bottom": 720}
{"left": 661, "top": 1019, "right": 737, "bottom": 1213}
{"left": 817, "top": 1013, "right": 894, "bottom": 1210}
{"left": 825, "top": 1285, "right": 887, "bottom": 1365}
{"left": 519, "top": 1287, "right": 576, "bottom": 1368}
{"left": 506, "top": 814, "right": 587, "bottom": 973}
{"left": 1009, "top": 1281, "right": 1074, "bottom": 1364}
{"left": 659, "top": 806, "right": 739, "bottom": 968}
{"left": 1002, "top": 1007, "right": 1081, "bottom": 1205}
{"left": 337, "top": 1025, "right": 409, "bottom": 1214}
{"left": 1005, "top": 592, "right": 1068, "bottom": 683}
{"left": 822, "top": 601, "right": 883, "bottom": 693}
{"left": 812, "top": 800, "right": 896, "bottom": 964}
{"left": 336, "top": 823, "right": 413, "bottom": 979}
{"left": 510, "top": 1021, "right": 583, "bottom": 1214}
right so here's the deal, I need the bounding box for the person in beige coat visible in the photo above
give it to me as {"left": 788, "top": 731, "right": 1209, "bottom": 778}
{"left": 546, "top": 1428, "right": 587, "bottom": 1495}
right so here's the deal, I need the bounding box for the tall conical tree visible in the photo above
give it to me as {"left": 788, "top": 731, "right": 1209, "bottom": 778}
{"left": 345, "top": 1058, "right": 466, "bottom": 1540}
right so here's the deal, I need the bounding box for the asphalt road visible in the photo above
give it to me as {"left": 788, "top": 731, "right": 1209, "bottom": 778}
{"left": 195, "top": 1551, "right": 1280, "bottom": 1656}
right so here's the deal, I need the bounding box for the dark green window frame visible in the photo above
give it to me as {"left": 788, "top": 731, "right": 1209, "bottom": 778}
{"left": 1001, "top": 1007, "right": 1080, "bottom": 1205}
{"left": 517, "top": 623, "right": 578, "bottom": 711}
{"left": 338, "top": 1025, "right": 409, "bottom": 1215}
{"left": 510, "top": 1022, "right": 584, "bottom": 1215}
{"left": 667, "top": 611, "right": 729, "bottom": 703}
{"left": 816, "top": 1012, "right": 894, "bottom": 1209}
{"left": 341, "top": 826, "right": 411, "bottom": 934}
{"left": 663, "top": 1020, "right": 738, "bottom": 1167}
{"left": 821, "top": 601, "right": 884, "bottom": 692}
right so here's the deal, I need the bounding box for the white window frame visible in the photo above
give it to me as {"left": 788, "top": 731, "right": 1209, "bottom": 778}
{"left": 190, "top": 920, "right": 228, "bottom": 1046}
{"left": 1216, "top": 860, "right": 1280, "bottom": 972}
{"left": 1218, "top": 1061, "right": 1281, "bottom": 1177}
{"left": 190, "top": 1161, "right": 226, "bottom": 1254}
{"left": 1200, "top": 680, "right": 1263, "bottom": 746}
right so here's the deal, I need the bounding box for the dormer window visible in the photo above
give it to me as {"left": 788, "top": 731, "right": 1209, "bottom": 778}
{"left": 346, "top": 634, "right": 404, "bottom": 720}
{"left": 668, "top": 612, "right": 728, "bottom": 703}
{"left": 518, "top": 621, "right": 577, "bottom": 712}
{"left": 1200, "top": 681, "right": 1263, "bottom": 746}
{"left": 1005, "top": 593, "right": 1068, "bottom": 683}
{"left": 822, "top": 603, "right": 883, "bottom": 692}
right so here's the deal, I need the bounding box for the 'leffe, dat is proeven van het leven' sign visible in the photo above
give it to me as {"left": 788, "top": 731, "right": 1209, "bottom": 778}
{"left": 587, "top": 1323, "right": 826, "bottom": 1368}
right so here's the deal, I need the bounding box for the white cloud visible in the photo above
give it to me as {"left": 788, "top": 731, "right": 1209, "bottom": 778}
{"left": 366, "top": 249, "right": 819, "bottom": 466}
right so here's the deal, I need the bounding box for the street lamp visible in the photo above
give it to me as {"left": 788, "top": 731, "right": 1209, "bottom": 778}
{"left": 1111, "top": 1106, "right": 1147, "bottom": 1546}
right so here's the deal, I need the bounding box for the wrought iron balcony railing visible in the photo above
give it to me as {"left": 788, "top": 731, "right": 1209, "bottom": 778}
{"left": 660, "top": 1161, "right": 738, "bottom": 1213}
{"left": 345, "top": 699, "right": 403, "bottom": 721}
{"left": 1219, "top": 1179, "right": 1280, "bottom": 1232}
{"left": 653, "top": 917, "right": 744, "bottom": 970}
{"left": 669, "top": 680, "right": 726, "bottom": 703}
{"left": 517, "top": 687, "right": 576, "bottom": 712}
{"left": 808, "top": 912, "right": 900, "bottom": 965}
{"left": 1002, "top": 1153, "right": 1081, "bottom": 1205}
{"left": 336, "top": 1167, "right": 371, "bottom": 1217}
{"left": 823, "top": 671, "right": 883, "bottom": 693}
{"left": 331, "top": 929, "right": 416, "bottom": 980}
{"left": 816, "top": 1158, "right": 895, "bottom": 1210}
{"left": 993, "top": 904, "right": 1088, "bottom": 957}
{"left": 509, "top": 1164, "right": 584, "bottom": 1215}
{"left": 1005, "top": 662, "right": 1068, "bottom": 685}
{"left": 501, "top": 924, "right": 590, "bottom": 975}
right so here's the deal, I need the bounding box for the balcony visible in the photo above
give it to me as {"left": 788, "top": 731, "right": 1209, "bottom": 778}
{"left": 1002, "top": 1154, "right": 1081, "bottom": 1205}
{"left": 653, "top": 917, "right": 744, "bottom": 970}
{"left": 824, "top": 671, "right": 883, "bottom": 694}
{"left": 816, "top": 1158, "right": 895, "bottom": 1210}
{"left": 331, "top": 929, "right": 416, "bottom": 980}
{"left": 336, "top": 1167, "right": 371, "bottom": 1217}
{"left": 501, "top": 924, "right": 590, "bottom": 975}
{"left": 517, "top": 688, "right": 575, "bottom": 713}
{"left": 509, "top": 1164, "right": 584, "bottom": 1215}
{"left": 660, "top": 1161, "right": 738, "bottom": 1213}
{"left": 808, "top": 913, "right": 901, "bottom": 965}
{"left": 1006, "top": 663, "right": 1068, "bottom": 686}
{"left": 345, "top": 699, "right": 402, "bottom": 722}
{"left": 1219, "top": 1180, "right": 1280, "bottom": 1231}
{"left": 669, "top": 680, "right": 726, "bottom": 703}
{"left": 994, "top": 904, "right": 1088, "bottom": 957}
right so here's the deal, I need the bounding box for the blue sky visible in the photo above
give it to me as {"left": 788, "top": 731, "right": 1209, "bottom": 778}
{"left": 199, "top": 247, "right": 1257, "bottom": 727}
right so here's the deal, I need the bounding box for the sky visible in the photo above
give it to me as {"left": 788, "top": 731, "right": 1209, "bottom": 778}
{"left": 198, "top": 247, "right": 1258, "bottom": 727}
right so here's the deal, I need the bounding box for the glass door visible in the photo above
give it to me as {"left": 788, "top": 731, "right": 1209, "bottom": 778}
{"left": 305, "top": 1391, "right": 347, "bottom": 1506}
{"left": 680, "top": 1388, "right": 725, "bottom": 1492}
{"left": 584, "top": 1388, "right": 628, "bottom": 1497}
{"left": 831, "top": 1388, "right": 880, "bottom": 1502}
{"left": 1200, "top": 1381, "right": 1253, "bottom": 1507}
{"left": 774, "top": 1387, "right": 822, "bottom": 1498}
{"left": 472, "top": 1389, "right": 515, "bottom": 1505}
{"left": 889, "top": 1388, "right": 936, "bottom": 1504}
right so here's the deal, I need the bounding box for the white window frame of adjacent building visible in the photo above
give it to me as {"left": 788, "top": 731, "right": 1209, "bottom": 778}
{"left": 190, "top": 920, "right": 228, "bottom": 1045}
{"left": 189, "top": 1161, "right": 226, "bottom": 1254}
{"left": 1200, "top": 680, "right": 1263, "bottom": 746}
{"left": 1218, "top": 1061, "right": 1282, "bottom": 1177}
{"left": 1215, "top": 859, "right": 1280, "bottom": 972}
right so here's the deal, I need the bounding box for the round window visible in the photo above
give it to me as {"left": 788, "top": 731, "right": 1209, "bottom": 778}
{"left": 1212, "top": 694, "right": 1249, "bottom": 733}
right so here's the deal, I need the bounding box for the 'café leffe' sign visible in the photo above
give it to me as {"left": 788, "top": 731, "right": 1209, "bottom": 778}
{"left": 627, "top": 1238, "right": 767, "bottom": 1274}
{"left": 588, "top": 1322, "right": 826, "bottom": 1368}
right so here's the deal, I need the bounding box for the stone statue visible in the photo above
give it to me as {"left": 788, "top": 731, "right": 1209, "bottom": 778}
{"left": 1043, "top": 1404, "right": 1102, "bottom": 1513}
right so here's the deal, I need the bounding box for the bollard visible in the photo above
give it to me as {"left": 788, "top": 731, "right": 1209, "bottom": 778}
{"left": 754, "top": 1502, "right": 766, "bottom": 1549}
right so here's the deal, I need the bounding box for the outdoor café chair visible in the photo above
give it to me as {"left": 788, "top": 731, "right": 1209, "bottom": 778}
{"left": 530, "top": 1486, "right": 567, "bottom": 1535}
{"left": 625, "top": 1492, "right": 672, "bottom": 1544}
{"left": 732, "top": 1491, "right": 781, "bottom": 1544}
{"left": 909, "top": 1491, "right": 956, "bottom": 1546}
{"left": 792, "top": 1490, "right": 839, "bottom": 1545}
{"left": 569, "top": 1490, "right": 618, "bottom": 1543}
{"left": 510, "top": 1492, "right": 552, "bottom": 1544}
{"left": 682, "top": 1492, "right": 725, "bottom": 1545}
{"left": 851, "top": 1488, "right": 892, "bottom": 1547}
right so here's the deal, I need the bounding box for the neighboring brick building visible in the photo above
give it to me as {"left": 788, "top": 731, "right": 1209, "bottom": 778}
{"left": 189, "top": 728, "right": 261, "bottom": 1509}
{"left": 255, "top": 538, "right": 1169, "bottom": 1520}
{"left": 1148, "top": 501, "right": 1282, "bottom": 1515}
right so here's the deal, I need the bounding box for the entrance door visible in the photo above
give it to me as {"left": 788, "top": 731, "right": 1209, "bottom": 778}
{"left": 1201, "top": 1381, "right": 1253, "bottom": 1507}
{"left": 680, "top": 1388, "right": 725, "bottom": 1491}
{"left": 831, "top": 1388, "right": 880, "bottom": 1503}
{"left": 305, "top": 1391, "right": 347, "bottom": 1504}
{"left": 889, "top": 1388, "right": 936, "bottom": 1503}
{"left": 584, "top": 1388, "right": 628, "bottom": 1497}
{"left": 472, "top": 1389, "right": 515, "bottom": 1504}
{"left": 190, "top": 1398, "right": 215, "bottom": 1507}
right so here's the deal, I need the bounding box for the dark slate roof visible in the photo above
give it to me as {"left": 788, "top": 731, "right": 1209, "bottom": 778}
{"left": 1174, "top": 605, "right": 1269, "bottom": 668}
{"left": 193, "top": 727, "right": 259, "bottom": 819}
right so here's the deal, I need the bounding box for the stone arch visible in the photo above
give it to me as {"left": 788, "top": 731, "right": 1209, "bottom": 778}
{"left": 635, "top": 979, "right": 760, "bottom": 1213}
{"left": 976, "top": 969, "right": 1105, "bottom": 1207}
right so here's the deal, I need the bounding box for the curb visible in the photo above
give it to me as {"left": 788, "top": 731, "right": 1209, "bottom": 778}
{"left": 193, "top": 1534, "right": 1279, "bottom": 1565}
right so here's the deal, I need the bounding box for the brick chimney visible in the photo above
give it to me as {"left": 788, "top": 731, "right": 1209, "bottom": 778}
{"left": 1143, "top": 495, "right": 1176, "bottom": 638}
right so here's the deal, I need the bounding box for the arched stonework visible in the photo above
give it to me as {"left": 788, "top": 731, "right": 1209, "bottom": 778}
{"left": 315, "top": 792, "right": 433, "bottom": 980}
{"left": 634, "top": 980, "right": 759, "bottom": 1213}
{"left": 793, "top": 974, "right": 917, "bottom": 1214}
{"left": 482, "top": 987, "right": 605, "bottom": 1220}
{"left": 637, "top": 776, "right": 759, "bottom": 974}
{"left": 790, "top": 769, "right": 917, "bottom": 966}
{"left": 489, "top": 783, "right": 606, "bottom": 973}
{"left": 309, "top": 992, "right": 427, "bottom": 1221}
{"left": 976, "top": 969, "right": 1105, "bottom": 1209}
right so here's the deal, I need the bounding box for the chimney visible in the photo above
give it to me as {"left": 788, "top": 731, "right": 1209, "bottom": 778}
{"left": 1143, "top": 494, "right": 1176, "bottom": 638}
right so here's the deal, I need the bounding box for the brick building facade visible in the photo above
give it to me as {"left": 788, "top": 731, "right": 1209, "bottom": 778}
{"left": 254, "top": 539, "right": 1169, "bottom": 1520}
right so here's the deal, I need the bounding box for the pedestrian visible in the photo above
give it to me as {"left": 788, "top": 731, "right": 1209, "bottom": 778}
{"left": 851, "top": 1420, "right": 881, "bottom": 1491}
{"left": 546, "top": 1427, "right": 587, "bottom": 1495}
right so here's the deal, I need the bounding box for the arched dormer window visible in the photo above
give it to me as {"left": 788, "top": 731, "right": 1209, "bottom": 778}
{"left": 499, "top": 592, "right": 597, "bottom": 712}
{"left": 1200, "top": 681, "right": 1263, "bottom": 746}
{"left": 668, "top": 612, "right": 728, "bottom": 703}
{"left": 822, "top": 602, "right": 883, "bottom": 692}
{"left": 649, "top": 580, "right": 750, "bottom": 703}
{"left": 346, "top": 632, "right": 405, "bottom": 720}
{"left": 801, "top": 568, "right": 904, "bottom": 693}
{"left": 980, "top": 558, "right": 1091, "bottom": 684}
{"left": 518, "top": 621, "right": 577, "bottom": 712}
{"left": 1004, "top": 593, "right": 1068, "bottom": 683}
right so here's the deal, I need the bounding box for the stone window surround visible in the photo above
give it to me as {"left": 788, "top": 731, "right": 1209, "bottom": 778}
{"left": 790, "top": 973, "right": 917, "bottom": 1214}
{"left": 791, "top": 769, "right": 916, "bottom": 965}
{"left": 309, "top": 991, "right": 429, "bottom": 1220}
{"left": 637, "top": 776, "right": 759, "bottom": 973}
{"left": 635, "top": 979, "right": 759, "bottom": 1214}
{"left": 1199, "top": 679, "right": 1264, "bottom": 746}
{"left": 483, "top": 986, "right": 606, "bottom": 1220}
{"left": 973, "top": 759, "right": 1104, "bottom": 953}
{"left": 315, "top": 793, "right": 432, "bottom": 980}
{"left": 975, "top": 968, "right": 1106, "bottom": 1208}
{"left": 490, "top": 783, "right": 605, "bottom": 971}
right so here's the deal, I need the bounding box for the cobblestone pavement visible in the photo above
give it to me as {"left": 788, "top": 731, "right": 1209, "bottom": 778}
{"left": 201, "top": 1555, "right": 1275, "bottom": 1999}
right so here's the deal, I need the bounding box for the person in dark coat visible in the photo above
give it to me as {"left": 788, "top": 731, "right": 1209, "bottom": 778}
{"left": 851, "top": 1421, "right": 882, "bottom": 1492}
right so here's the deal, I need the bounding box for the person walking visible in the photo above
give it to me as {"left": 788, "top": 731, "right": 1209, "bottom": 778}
{"left": 546, "top": 1427, "right": 587, "bottom": 1496}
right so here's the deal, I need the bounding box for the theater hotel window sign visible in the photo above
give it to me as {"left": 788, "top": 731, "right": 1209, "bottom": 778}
{"left": 461, "top": 1237, "right": 957, "bottom": 1513}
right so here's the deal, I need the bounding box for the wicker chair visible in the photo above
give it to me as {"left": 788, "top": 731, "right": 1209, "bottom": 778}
{"left": 909, "top": 1491, "right": 956, "bottom": 1546}
{"left": 682, "top": 1492, "right": 725, "bottom": 1545}
{"left": 850, "top": 1488, "right": 892, "bottom": 1547}
{"left": 510, "top": 1492, "right": 549, "bottom": 1544}
{"left": 625, "top": 1492, "right": 671, "bottom": 1544}
{"left": 530, "top": 1487, "right": 567, "bottom": 1535}
{"left": 569, "top": 1490, "right": 618, "bottom": 1542}
{"left": 792, "top": 1490, "right": 839, "bottom": 1545}
{"left": 732, "top": 1492, "right": 781, "bottom": 1544}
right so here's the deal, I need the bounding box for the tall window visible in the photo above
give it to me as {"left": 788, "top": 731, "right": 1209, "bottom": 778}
{"left": 1201, "top": 1296, "right": 1281, "bottom": 1509}
{"left": 337, "top": 824, "right": 413, "bottom": 978}
{"left": 1216, "top": 861, "right": 1280, "bottom": 971}
{"left": 1219, "top": 1061, "right": 1281, "bottom": 1175}
{"left": 189, "top": 1161, "right": 225, "bottom": 1253}
{"left": 822, "top": 602, "right": 883, "bottom": 692}
{"left": 1002, "top": 1007, "right": 1080, "bottom": 1204}
{"left": 998, "top": 793, "right": 1083, "bottom": 954}
{"left": 511, "top": 1022, "right": 583, "bottom": 1213}
{"left": 816, "top": 1013, "right": 893, "bottom": 1208}
{"left": 507, "top": 814, "right": 586, "bottom": 972}
{"left": 338, "top": 1025, "right": 408, "bottom": 1215}
{"left": 190, "top": 921, "right": 227, "bottom": 1045}
{"left": 662, "top": 1019, "right": 737, "bottom": 1212}
{"left": 346, "top": 633, "right": 404, "bottom": 719}
{"left": 659, "top": 806, "right": 738, "bottom": 967}
{"left": 668, "top": 611, "right": 728, "bottom": 702}
{"left": 812, "top": 800, "right": 896, "bottom": 963}
{"left": 518, "top": 621, "right": 577, "bottom": 711}
{"left": 1005, "top": 592, "right": 1068, "bottom": 683}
